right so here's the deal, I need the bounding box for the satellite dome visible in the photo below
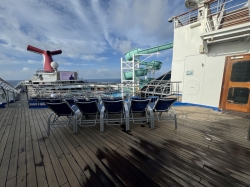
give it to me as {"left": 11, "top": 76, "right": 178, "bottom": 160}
{"left": 185, "top": 0, "right": 204, "bottom": 9}
{"left": 51, "top": 61, "right": 59, "bottom": 70}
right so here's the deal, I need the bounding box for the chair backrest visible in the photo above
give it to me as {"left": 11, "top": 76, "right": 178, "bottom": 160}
{"left": 148, "top": 96, "right": 159, "bottom": 102}
{"left": 89, "top": 97, "right": 99, "bottom": 103}
{"left": 129, "top": 96, "right": 141, "bottom": 100}
{"left": 77, "top": 97, "right": 99, "bottom": 103}
{"left": 104, "top": 100, "right": 124, "bottom": 114}
{"left": 75, "top": 101, "right": 99, "bottom": 115}
{"left": 130, "top": 99, "right": 150, "bottom": 113}
{"left": 113, "top": 97, "right": 123, "bottom": 100}
{"left": 102, "top": 97, "right": 121, "bottom": 101}
{"left": 76, "top": 98, "right": 85, "bottom": 102}
{"left": 64, "top": 99, "right": 75, "bottom": 104}
{"left": 153, "top": 98, "right": 176, "bottom": 112}
{"left": 46, "top": 102, "right": 75, "bottom": 116}
{"left": 41, "top": 99, "right": 52, "bottom": 103}
{"left": 50, "top": 99, "right": 62, "bottom": 103}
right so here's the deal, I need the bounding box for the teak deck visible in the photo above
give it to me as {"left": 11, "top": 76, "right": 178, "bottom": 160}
{"left": 0, "top": 94, "right": 250, "bottom": 187}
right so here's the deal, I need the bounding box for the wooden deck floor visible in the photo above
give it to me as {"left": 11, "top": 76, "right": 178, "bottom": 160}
{"left": 0, "top": 94, "right": 250, "bottom": 187}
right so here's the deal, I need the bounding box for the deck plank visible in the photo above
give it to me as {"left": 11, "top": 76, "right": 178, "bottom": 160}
{"left": 16, "top": 108, "right": 27, "bottom": 187}
{"left": 102, "top": 125, "right": 209, "bottom": 186}
{"left": 0, "top": 107, "right": 10, "bottom": 138}
{"left": 0, "top": 107, "right": 17, "bottom": 187}
{"left": 1, "top": 94, "right": 250, "bottom": 187}
{"left": 35, "top": 110, "right": 62, "bottom": 187}
{"left": 37, "top": 109, "right": 92, "bottom": 186}
{"left": 26, "top": 109, "right": 38, "bottom": 187}
{"left": 31, "top": 109, "right": 48, "bottom": 187}
{"left": 86, "top": 127, "right": 187, "bottom": 186}
{"left": 77, "top": 126, "right": 151, "bottom": 186}
{"left": 0, "top": 107, "right": 14, "bottom": 166}
{"left": 40, "top": 109, "right": 126, "bottom": 187}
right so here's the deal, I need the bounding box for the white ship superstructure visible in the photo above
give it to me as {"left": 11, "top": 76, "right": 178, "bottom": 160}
{"left": 170, "top": 0, "right": 250, "bottom": 112}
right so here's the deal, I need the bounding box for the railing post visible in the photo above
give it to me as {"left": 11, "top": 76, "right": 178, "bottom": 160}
{"left": 248, "top": 0, "right": 250, "bottom": 13}
{"left": 189, "top": 12, "right": 190, "bottom": 24}
{"left": 217, "top": 0, "right": 219, "bottom": 13}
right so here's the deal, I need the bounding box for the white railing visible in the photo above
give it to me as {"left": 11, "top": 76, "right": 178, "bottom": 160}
{"left": 26, "top": 81, "right": 182, "bottom": 103}
{"left": 205, "top": 0, "right": 249, "bottom": 32}
{"left": 215, "top": 1, "right": 225, "bottom": 30}
{"left": 173, "top": 0, "right": 249, "bottom": 32}
{"left": 0, "top": 78, "right": 20, "bottom": 106}
{"left": 174, "top": 7, "right": 201, "bottom": 28}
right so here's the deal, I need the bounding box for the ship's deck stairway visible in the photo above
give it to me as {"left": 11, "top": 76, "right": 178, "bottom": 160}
{"left": 136, "top": 71, "right": 181, "bottom": 101}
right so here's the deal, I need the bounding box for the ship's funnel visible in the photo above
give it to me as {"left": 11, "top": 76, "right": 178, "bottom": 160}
{"left": 27, "top": 45, "right": 62, "bottom": 72}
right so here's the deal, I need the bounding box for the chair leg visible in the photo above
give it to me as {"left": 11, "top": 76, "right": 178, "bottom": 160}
{"left": 47, "top": 113, "right": 54, "bottom": 136}
{"left": 124, "top": 106, "right": 130, "bottom": 131}
{"left": 131, "top": 112, "right": 149, "bottom": 124}
{"left": 100, "top": 107, "right": 105, "bottom": 132}
{"left": 147, "top": 107, "right": 154, "bottom": 129}
{"left": 174, "top": 114, "right": 177, "bottom": 129}
{"left": 74, "top": 114, "right": 78, "bottom": 133}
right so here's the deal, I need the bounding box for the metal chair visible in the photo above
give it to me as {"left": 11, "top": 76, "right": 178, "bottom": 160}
{"left": 45, "top": 101, "right": 78, "bottom": 135}
{"left": 147, "top": 95, "right": 159, "bottom": 102}
{"left": 74, "top": 100, "right": 102, "bottom": 132}
{"left": 100, "top": 100, "right": 129, "bottom": 132}
{"left": 77, "top": 97, "right": 99, "bottom": 103}
{"left": 149, "top": 98, "right": 177, "bottom": 129}
{"left": 129, "top": 99, "right": 153, "bottom": 126}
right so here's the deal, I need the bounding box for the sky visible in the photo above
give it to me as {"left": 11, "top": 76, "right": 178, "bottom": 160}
{"left": 0, "top": 0, "right": 188, "bottom": 80}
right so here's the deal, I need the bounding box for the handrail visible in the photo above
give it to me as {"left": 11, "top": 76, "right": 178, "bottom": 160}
{"left": 173, "top": 0, "right": 249, "bottom": 29}
{"left": 0, "top": 86, "right": 9, "bottom": 107}
{"left": 217, "top": 0, "right": 225, "bottom": 18}
{"left": 205, "top": 7, "right": 249, "bottom": 31}
{"left": 174, "top": 6, "right": 204, "bottom": 18}
{"left": 204, "top": 0, "right": 219, "bottom": 4}
{"left": 215, "top": 1, "right": 225, "bottom": 30}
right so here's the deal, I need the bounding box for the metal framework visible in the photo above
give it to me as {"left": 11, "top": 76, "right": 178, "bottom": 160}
{"left": 120, "top": 52, "right": 160, "bottom": 98}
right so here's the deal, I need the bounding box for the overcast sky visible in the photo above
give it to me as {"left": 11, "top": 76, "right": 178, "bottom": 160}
{"left": 0, "top": 0, "right": 189, "bottom": 80}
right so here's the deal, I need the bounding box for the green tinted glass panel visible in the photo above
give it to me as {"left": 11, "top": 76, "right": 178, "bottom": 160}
{"left": 231, "top": 60, "right": 250, "bottom": 82}
{"left": 227, "top": 87, "right": 249, "bottom": 104}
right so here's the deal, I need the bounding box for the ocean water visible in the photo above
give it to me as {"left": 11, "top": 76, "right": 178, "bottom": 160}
{"left": 85, "top": 79, "right": 121, "bottom": 83}
{"left": 5, "top": 80, "right": 22, "bottom": 87}
{"left": 5, "top": 79, "right": 121, "bottom": 87}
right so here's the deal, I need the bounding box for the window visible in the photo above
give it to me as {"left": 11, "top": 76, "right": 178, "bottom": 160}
{"left": 227, "top": 87, "right": 249, "bottom": 104}
{"left": 231, "top": 60, "right": 250, "bottom": 82}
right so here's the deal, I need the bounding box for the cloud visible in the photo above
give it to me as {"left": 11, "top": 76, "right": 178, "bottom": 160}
{"left": 80, "top": 55, "right": 107, "bottom": 62}
{"left": 78, "top": 66, "right": 120, "bottom": 79}
{"left": 0, "top": 0, "right": 186, "bottom": 80}
{"left": 113, "top": 39, "right": 132, "bottom": 54}
{"left": 22, "top": 67, "right": 29, "bottom": 71}
{"left": 27, "top": 60, "right": 40, "bottom": 64}
{"left": 97, "top": 66, "right": 107, "bottom": 73}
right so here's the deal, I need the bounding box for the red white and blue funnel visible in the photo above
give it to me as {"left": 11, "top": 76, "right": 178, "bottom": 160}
{"left": 27, "top": 45, "right": 62, "bottom": 72}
